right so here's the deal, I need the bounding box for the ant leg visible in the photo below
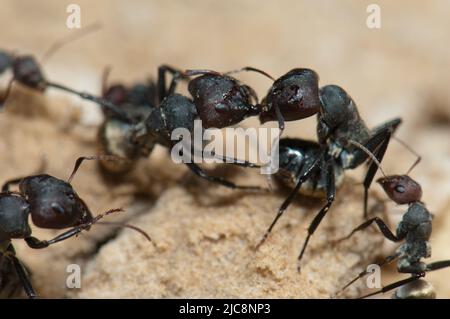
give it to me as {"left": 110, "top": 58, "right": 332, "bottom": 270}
{"left": 157, "top": 65, "right": 185, "bottom": 102}
{"left": 336, "top": 253, "right": 400, "bottom": 296}
{"left": 297, "top": 158, "right": 335, "bottom": 271}
{"left": 359, "top": 274, "right": 423, "bottom": 299}
{"left": 177, "top": 138, "right": 261, "bottom": 169}
{"left": 352, "top": 118, "right": 402, "bottom": 218}
{"left": 426, "top": 260, "right": 450, "bottom": 272}
{"left": 360, "top": 260, "right": 450, "bottom": 299}
{"left": 6, "top": 245, "right": 37, "bottom": 298}
{"left": 24, "top": 208, "right": 124, "bottom": 249}
{"left": 195, "top": 146, "right": 261, "bottom": 168}
{"left": 255, "top": 158, "right": 321, "bottom": 249}
{"left": 335, "top": 217, "right": 404, "bottom": 243}
{"left": 46, "top": 81, "right": 133, "bottom": 123}
{"left": 184, "top": 162, "right": 264, "bottom": 191}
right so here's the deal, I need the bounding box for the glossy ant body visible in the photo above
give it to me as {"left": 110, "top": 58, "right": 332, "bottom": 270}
{"left": 186, "top": 67, "right": 322, "bottom": 133}
{"left": 335, "top": 145, "right": 450, "bottom": 299}
{"left": 0, "top": 156, "right": 151, "bottom": 298}
{"left": 256, "top": 84, "right": 401, "bottom": 271}
{"left": 125, "top": 65, "right": 267, "bottom": 190}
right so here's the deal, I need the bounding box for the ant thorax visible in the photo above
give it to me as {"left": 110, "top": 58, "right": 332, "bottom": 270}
{"left": 395, "top": 202, "right": 432, "bottom": 273}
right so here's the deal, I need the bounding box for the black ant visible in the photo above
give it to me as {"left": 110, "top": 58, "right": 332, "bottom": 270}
{"left": 124, "top": 65, "right": 268, "bottom": 191}
{"left": 97, "top": 67, "right": 159, "bottom": 173}
{"left": 255, "top": 84, "right": 402, "bottom": 271}
{"left": 185, "top": 67, "right": 322, "bottom": 133}
{"left": 128, "top": 65, "right": 322, "bottom": 188}
{"left": 0, "top": 24, "right": 133, "bottom": 123}
{"left": 333, "top": 144, "right": 450, "bottom": 299}
{"left": 0, "top": 156, "right": 152, "bottom": 298}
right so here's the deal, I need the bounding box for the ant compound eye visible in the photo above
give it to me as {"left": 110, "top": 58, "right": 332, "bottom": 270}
{"left": 395, "top": 185, "right": 406, "bottom": 193}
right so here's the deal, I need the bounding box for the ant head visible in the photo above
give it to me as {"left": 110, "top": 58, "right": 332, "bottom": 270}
{"left": 19, "top": 175, "right": 93, "bottom": 229}
{"left": 103, "top": 84, "right": 128, "bottom": 105}
{"left": 319, "top": 85, "right": 358, "bottom": 129}
{"left": 260, "top": 68, "right": 320, "bottom": 124}
{"left": 0, "top": 51, "right": 13, "bottom": 74}
{"left": 377, "top": 175, "right": 422, "bottom": 205}
{"left": 12, "top": 55, "right": 47, "bottom": 91}
{"left": 188, "top": 73, "right": 258, "bottom": 128}
{"left": 0, "top": 194, "right": 32, "bottom": 240}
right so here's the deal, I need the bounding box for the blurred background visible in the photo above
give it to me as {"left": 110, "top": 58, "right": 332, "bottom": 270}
{"left": 0, "top": 0, "right": 449, "bottom": 298}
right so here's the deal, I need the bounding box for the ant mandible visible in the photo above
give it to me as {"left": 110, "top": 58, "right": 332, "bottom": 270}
{"left": 0, "top": 155, "right": 152, "bottom": 298}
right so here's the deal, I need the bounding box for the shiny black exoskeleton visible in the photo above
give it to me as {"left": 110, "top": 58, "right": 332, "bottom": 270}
{"left": 0, "top": 156, "right": 145, "bottom": 298}
{"left": 186, "top": 67, "right": 322, "bottom": 132}
{"left": 337, "top": 172, "right": 450, "bottom": 299}
{"left": 129, "top": 65, "right": 263, "bottom": 191}
{"left": 257, "top": 84, "right": 402, "bottom": 270}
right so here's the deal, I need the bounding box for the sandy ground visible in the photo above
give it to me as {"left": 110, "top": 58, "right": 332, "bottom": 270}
{"left": 0, "top": 0, "right": 449, "bottom": 298}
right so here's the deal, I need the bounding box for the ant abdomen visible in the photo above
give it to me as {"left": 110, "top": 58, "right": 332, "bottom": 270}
{"left": 259, "top": 68, "right": 321, "bottom": 124}
{"left": 393, "top": 279, "right": 436, "bottom": 299}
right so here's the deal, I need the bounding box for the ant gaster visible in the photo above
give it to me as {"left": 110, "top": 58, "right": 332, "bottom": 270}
{"left": 0, "top": 156, "right": 151, "bottom": 298}
{"left": 255, "top": 84, "right": 402, "bottom": 271}
{"left": 335, "top": 145, "right": 450, "bottom": 299}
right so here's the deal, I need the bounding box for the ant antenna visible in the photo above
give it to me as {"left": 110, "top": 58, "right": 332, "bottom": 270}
{"left": 393, "top": 136, "right": 422, "bottom": 175}
{"left": 224, "top": 67, "right": 275, "bottom": 81}
{"left": 348, "top": 139, "right": 387, "bottom": 178}
{"left": 41, "top": 22, "right": 102, "bottom": 63}
{"left": 45, "top": 81, "right": 133, "bottom": 123}
{"left": 97, "top": 221, "right": 155, "bottom": 246}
